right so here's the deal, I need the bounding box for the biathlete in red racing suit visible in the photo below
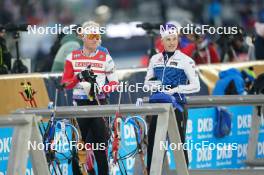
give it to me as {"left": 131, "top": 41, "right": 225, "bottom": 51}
{"left": 62, "top": 42, "right": 118, "bottom": 174}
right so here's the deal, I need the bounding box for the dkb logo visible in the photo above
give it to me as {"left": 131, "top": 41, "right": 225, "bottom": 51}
{"left": 198, "top": 118, "right": 213, "bottom": 133}
{"left": 197, "top": 148, "right": 212, "bottom": 162}
{"left": 237, "top": 144, "right": 247, "bottom": 158}
{"left": 237, "top": 114, "right": 251, "bottom": 129}
{"left": 217, "top": 148, "right": 232, "bottom": 160}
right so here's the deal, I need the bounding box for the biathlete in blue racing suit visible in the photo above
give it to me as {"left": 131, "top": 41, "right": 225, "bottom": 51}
{"left": 144, "top": 23, "right": 200, "bottom": 173}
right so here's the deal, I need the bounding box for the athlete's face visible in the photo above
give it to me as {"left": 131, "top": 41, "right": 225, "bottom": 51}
{"left": 162, "top": 35, "right": 178, "bottom": 52}
{"left": 82, "top": 34, "right": 101, "bottom": 51}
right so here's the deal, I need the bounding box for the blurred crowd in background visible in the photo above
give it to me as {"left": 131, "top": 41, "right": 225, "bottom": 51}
{"left": 1, "top": 0, "right": 264, "bottom": 73}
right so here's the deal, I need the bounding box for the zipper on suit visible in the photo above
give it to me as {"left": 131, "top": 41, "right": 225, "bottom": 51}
{"left": 162, "top": 51, "right": 183, "bottom": 101}
{"left": 161, "top": 54, "right": 169, "bottom": 84}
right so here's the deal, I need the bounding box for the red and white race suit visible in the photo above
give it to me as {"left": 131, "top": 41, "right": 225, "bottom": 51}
{"left": 61, "top": 46, "right": 119, "bottom": 100}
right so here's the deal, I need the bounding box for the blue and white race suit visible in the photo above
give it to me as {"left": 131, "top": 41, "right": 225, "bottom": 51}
{"left": 144, "top": 50, "right": 200, "bottom": 104}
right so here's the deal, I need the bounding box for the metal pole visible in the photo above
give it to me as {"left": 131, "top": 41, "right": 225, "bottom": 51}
{"left": 185, "top": 95, "right": 264, "bottom": 107}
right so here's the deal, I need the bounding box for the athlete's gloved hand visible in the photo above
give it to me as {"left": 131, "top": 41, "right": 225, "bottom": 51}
{"left": 77, "top": 66, "right": 97, "bottom": 83}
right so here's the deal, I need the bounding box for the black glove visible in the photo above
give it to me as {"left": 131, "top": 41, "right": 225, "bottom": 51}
{"left": 77, "top": 66, "right": 97, "bottom": 83}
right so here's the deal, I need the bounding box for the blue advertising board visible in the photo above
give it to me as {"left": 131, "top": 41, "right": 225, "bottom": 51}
{"left": 185, "top": 106, "right": 264, "bottom": 169}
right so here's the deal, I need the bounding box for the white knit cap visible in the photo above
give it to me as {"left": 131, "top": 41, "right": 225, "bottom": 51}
{"left": 81, "top": 21, "right": 101, "bottom": 35}
{"left": 160, "top": 22, "right": 181, "bottom": 38}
